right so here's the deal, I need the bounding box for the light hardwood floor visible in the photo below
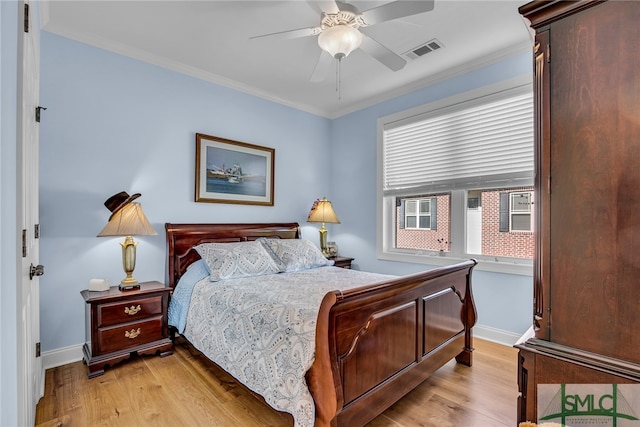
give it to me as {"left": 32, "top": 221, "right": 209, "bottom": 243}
{"left": 35, "top": 337, "right": 518, "bottom": 427}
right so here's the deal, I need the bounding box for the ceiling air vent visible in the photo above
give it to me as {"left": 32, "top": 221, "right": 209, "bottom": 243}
{"left": 403, "top": 39, "right": 444, "bottom": 60}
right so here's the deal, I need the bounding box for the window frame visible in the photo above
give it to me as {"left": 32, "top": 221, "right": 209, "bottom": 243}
{"left": 509, "top": 191, "right": 533, "bottom": 232}
{"left": 376, "top": 76, "right": 534, "bottom": 276}
{"left": 404, "top": 198, "right": 432, "bottom": 230}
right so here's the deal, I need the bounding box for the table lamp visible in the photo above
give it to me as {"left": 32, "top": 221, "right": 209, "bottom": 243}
{"left": 307, "top": 197, "right": 340, "bottom": 257}
{"left": 97, "top": 191, "right": 157, "bottom": 290}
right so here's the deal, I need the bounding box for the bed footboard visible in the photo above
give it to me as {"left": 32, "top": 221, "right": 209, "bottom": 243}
{"left": 308, "top": 260, "right": 477, "bottom": 427}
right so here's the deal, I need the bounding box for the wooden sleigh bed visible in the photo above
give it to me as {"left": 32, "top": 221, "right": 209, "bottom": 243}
{"left": 165, "top": 222, "right": 477, "bottom": 427}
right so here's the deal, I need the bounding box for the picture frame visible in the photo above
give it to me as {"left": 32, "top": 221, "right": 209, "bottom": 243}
{"left": 195, "top": 133, "right": 275, "bottom": 206}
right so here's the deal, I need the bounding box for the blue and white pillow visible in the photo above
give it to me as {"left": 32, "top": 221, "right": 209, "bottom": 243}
{"left": 195, "top": 241, "right": 285, "bottom": 282}
{"left": 258, "top": 238, "right": 334, "bottom": 272}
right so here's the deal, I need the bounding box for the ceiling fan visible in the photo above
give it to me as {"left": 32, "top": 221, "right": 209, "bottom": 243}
{"left": 251, "top": 0, "right": 435, "bottom": 82}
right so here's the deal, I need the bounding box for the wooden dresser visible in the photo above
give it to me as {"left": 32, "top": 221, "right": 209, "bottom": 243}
{"left": 81, "top": 281, "right": 173, "bottom": 378}
{"left": 516, "top": 0, "right": 640, "bottom": 422}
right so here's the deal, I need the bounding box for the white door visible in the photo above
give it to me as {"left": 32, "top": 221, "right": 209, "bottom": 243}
{"left": 17, "top": 1, "right": 43, "bottom": 425}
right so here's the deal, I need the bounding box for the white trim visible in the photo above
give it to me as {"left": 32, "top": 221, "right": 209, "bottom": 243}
{"left": 331, "top": 43, "right": 532, "bottom": 118}
{"left": 41, "top": 18, "right": 531, "bottom": 119}
{"left": 378, "top": 250, "right": 533, "bottom": 276}
{"left": 39, "top": 329, "right": 521, "bottom": 370}
{"left": 42, "top": 344, "right": 83, "bottom": 371}
{"left": 38, "top": 0, "right": 50, "bottom": 29}
{"left": 474, "top": 324, "right": 525, "bottom": 347}
{"left": 39, "top": 23, "right": 329, "bottom": 118}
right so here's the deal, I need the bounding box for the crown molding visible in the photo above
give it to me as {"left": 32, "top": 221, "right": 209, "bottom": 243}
{"left": 42, "top": 21, "right": 531, "bottom": 120}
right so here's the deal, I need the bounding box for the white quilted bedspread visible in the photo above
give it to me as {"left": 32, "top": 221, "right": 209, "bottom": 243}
{"left": 182, "top": 266, "right": 393, "bottom": 427}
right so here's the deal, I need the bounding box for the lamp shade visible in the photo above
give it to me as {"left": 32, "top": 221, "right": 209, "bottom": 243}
{"left": 97, "top": 202, "right": 157, "bottom": 237}
{"left": 307, "top": 197, "right": 340, "bottom": 224}
{"left": 318, "top": 24, "right": 363, "bottom": 59}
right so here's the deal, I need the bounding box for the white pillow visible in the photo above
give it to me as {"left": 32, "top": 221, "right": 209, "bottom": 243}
{"left": 195, "top": 241, "right": 285, "bottom": 282}
{"left": 258, "top": 238, "right": 334, "bottom": 272}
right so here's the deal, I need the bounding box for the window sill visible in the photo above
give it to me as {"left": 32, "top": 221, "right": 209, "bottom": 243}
{"left": 378, "top": 250, "right": 533, "bottom": 276}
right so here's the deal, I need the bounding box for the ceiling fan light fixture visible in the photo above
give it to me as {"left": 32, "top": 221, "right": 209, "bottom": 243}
{"left": 318, "top": 24, "right": 363, "bottom": 60}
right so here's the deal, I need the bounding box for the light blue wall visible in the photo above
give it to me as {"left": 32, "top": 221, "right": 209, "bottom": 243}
{"left": 39, "top": 33, "right": 333, "bottom": 352}
{"left": 328, "top": 51, "right": 534, "bottom": 337}
{"left": 39, "top": 32, "right": 534, "bottom": 355}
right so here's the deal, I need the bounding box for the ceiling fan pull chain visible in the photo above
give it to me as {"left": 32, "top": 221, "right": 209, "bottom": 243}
{"left": 335, "top": 59, "right": 339, "bottom": 94}
{"left": 336, "top": 57, "right": 342, "bottom": 100}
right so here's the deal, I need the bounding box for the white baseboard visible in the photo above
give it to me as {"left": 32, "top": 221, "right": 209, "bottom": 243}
{"left": 474, "top": 324, "right": 524, "bottom": 347}
{"left": 40, "top": 325, "right": 525, "bottom": 370}
{"left": 42, "top": 344, "right": 83, "bottom": 370}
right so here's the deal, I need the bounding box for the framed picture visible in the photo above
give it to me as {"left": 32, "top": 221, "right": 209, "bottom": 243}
{"left": 195, "top": 133, "right": 275, "bottom": 206}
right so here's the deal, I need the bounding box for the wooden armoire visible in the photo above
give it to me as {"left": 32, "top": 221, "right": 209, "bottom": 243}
{"left": 516, "top": 0, "right": 640, "bottom": 423}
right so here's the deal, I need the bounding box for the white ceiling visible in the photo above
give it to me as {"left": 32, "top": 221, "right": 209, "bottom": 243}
{"left": 40, "top": 0, "right": 533, "bottom": 118}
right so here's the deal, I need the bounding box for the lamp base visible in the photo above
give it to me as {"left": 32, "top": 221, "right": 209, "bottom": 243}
{"left": 119, "top": 277, "right": 140, "bottom": 291}
{"left": 119, "top": 236, "right": 140, "bottom": 291}
{"left": 318, "top": 226, "right": 329, "bottom": 257}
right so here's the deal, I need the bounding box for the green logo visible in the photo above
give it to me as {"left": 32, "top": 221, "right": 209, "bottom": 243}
{"left": 540, "top": 384, "right": 639, "bottom": 426}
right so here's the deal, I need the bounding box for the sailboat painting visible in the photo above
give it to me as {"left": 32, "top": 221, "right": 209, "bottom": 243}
{"left": 195, "top": 133, "right": 274, "bottom": 206}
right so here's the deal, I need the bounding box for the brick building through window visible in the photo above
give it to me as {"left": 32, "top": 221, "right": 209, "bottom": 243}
{"left": 395, "top": 187, "right": 534, "bottom": 259}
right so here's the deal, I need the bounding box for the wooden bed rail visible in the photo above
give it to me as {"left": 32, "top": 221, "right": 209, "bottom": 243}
{"left": 309, "top": 259, "right": 477, "bottom": 427}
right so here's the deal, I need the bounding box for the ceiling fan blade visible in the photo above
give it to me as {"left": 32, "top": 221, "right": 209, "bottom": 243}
{"left": 250, "top": 26, "right": 319, "bottom": 41}
{"left": 309, "top": 0, "right": 340, "bottom": 15}
{"left": 359, "top": 31, "right": 407, "bottom": 71}
{"left": 310, "top": 51, "right": 334, "bottom": 82}
{"left": 361, "top": 0, "right": 435, "bottom": 26}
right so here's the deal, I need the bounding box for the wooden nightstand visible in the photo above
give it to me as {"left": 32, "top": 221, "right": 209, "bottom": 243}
{"left": 330, "top": 256, "right": 354, "bottom": 269}
{"left": 81, "top": 281, "right": 173, "bottom": 378}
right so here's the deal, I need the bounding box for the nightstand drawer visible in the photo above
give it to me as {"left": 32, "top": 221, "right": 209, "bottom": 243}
{"left": 98, "top": 295, "right": 163, "bottom": 327}
{"left": 81, "top": 281, "right": 173, "bottom": 378}
{"left": 97, "top": 316, "right": 164, "bottom": 354}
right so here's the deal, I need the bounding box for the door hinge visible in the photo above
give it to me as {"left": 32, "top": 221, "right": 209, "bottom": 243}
{"left": 36, "top": 106, "right": 47, "bottom": 123}
{"left": 22, "top": 229, "right": 27, "bottom": 257}
{"left": 24, "top": 3, "right": 29, "bottom": 33}
{"left": 35, "top": 224, "right": 40, "bottom": 239}
{"left": 35, "top": 342, "right": 41, "bottom": 358}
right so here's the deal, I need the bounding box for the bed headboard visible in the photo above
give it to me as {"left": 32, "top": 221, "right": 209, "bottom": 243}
{"left": 165, "top": 222, "right": 301, "bottom": 289}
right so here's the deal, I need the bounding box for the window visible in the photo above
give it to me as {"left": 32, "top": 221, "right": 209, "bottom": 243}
{"left": 377, "top": 78, "right": 534, "bottom": 274}
{"left": 506, "top": 191, "right": 533, "bottom": 232}
{"left": 402, "top": 198, "right": 435, "bottom": 229}
{"left": 397, "top": 195, "right": 449, "bottom": 252}
{"left": 470, "top": 187, "right": 534, "bottom": 259}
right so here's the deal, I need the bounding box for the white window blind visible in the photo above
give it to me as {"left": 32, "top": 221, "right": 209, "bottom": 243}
{"left": 383, "top": 88, "right": 534, "bottom": 195}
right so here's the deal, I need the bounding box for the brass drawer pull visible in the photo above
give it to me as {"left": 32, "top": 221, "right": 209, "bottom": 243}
{"left": 124, "top": 305, "right": 141, "bottom": 316}
{"left": 125, "top": 328, "right": 141, "bottom": 339}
